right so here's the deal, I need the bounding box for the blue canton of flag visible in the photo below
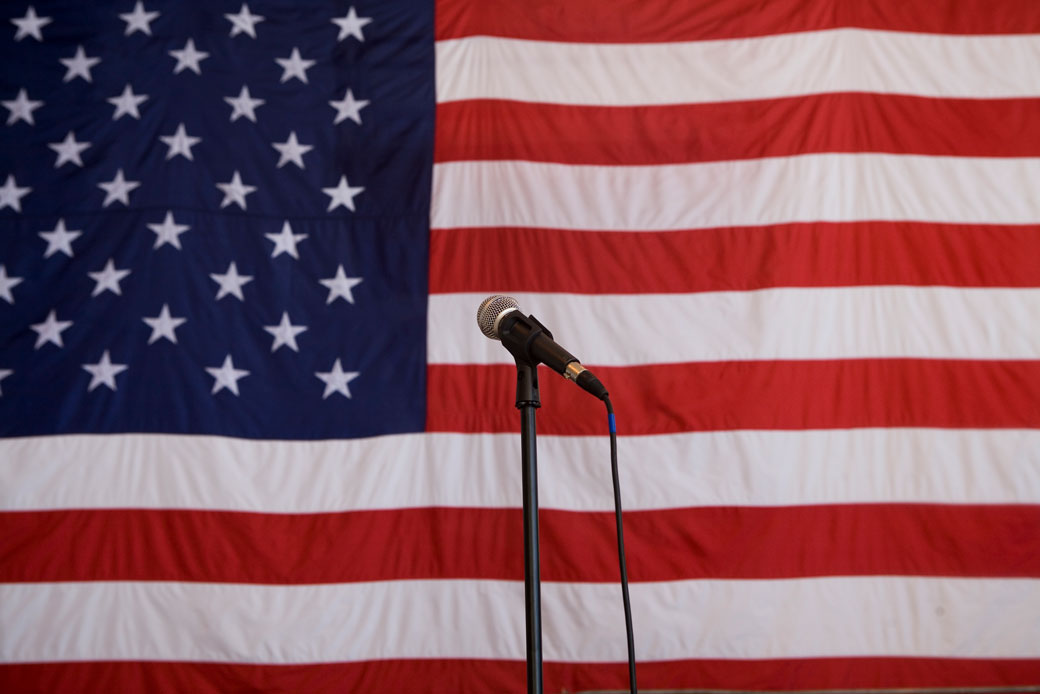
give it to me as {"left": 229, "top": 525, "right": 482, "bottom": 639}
{"left": 0, "top": 1, "right": 433, "bottom": 439}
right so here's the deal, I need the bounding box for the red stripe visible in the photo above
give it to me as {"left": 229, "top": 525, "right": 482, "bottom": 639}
{"left": 4, "top": 657, "right": 1040, "bottom": 693}
{"left": 4, "top": 504, "right": 1037, "bottom": 584}
{"left": 435, "top": 96, "right": 1040, "bottom": 165}
{"left": 429, "top": 222, "right": 1040, "bottom": 294}
{"left": 427, "top": 360, "right": 1040, "bottom": 436}
{"left": 550, "top": 658, "right": 1040, "bottom": 693}
{"left": 0, "top": 507, "right": 520, "bottom": 584}
{"left": 548, "top": 504, "right": 1040, "bottom": 582}
{"left": 436, "top": 0, "right": 1040, "bottom": 41}
{"left": 0, "top": 660, "right": 523, "bottom": 694}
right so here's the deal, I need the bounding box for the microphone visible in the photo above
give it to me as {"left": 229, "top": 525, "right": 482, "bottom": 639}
{"left": 477, "top": 295, "right": 608, "bottom": 401}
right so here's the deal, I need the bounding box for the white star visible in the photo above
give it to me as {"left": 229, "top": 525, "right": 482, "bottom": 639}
{"left": 31, "top": 310, "right": 72, "bottom": 349}
{"left": 225, "top": 3, "right": 264, "bottom": 38}
{"left": 0, "top": 265, "right": 22, "bottom": 304}
{"left": 0, "top": 174, "right": 31, "bottom": 212}
{"left": 88, "top": 258, "right": 131, "bottom": 297}
{"left": 169, "top": 38, "right": 209, "bottom": 75}
{"left": 3, "top": 88, "right": 43, "bottom": 126}
{"left": 319, "top": 265, "right": 363, "bottom": 304}
{"left": 98, "top": 168, "right": 140, "bottom": 207}
{"left": 210, "top": 261, "right": 252, "bottom": 301}
{"left": 82, "top": 350, "right": 128, "bottom": 392}
{"left": 60, "top": 46, "right": 101, "bottom": 82}
{"left": 275, "top": 47, "right": 316, "bottom": 84}
{"left": 206, "top": 354, "right": 249, "bottom": 396}
{"left": 315, "top": 359, "right": 359, "bottom": 399}
{"left": 271, "top": 131, "right": 313, "bottom": 169}
{"left": 331, "top": 7, "right": 371, "bottom": 42}
{"left": 265, "top": 221, "right": 307, "bottom": 259}
{"left": 329, "top": 88, "right": 369, "bottom": 126}
{"left": 119, "top": 1, "right": 159, "bottom": 36}
{"left": 147, "top": 211, "right": 189, "bottom": 250}
{"left": 48, "top": 131, "right": 90, "bottom": 168}
{"left": 0, "top": 369, "right": 11, "bottom": 396}
{"left": 143, "top": 303, "right": 186, "bottom": 344}
{"left": 39, "top": 219, "right": 81, "bottom": 258}
{"left": 159, "top": 123, "right": 201, "bottom": 161}
{"left": 11, "top": 5, "right": 52, "bottom": 41}
{"left": 108, "top": 83, "right": 148, "bottom": 120}
{"left": 322, "top": 175, "right": 364, "bottom": 212}
{"left": 264, "top": 312, "right": 307, "bottom": 352}
{"left": 215, "top": 170, "right": 256, "bottom": 209}
{"left": 224, "top": 85, "right": 264, "bottom": 123}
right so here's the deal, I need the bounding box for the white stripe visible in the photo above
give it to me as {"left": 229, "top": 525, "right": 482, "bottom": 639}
{"left": 3, "top": 429, "right": 1039, "bottom": 512}
{"left": 3, "top": 578, "right": 1039, "bottom": 663}
{"left": 429, "top": 289, "right": 1040, "bottom": 365}
{"left": 436, "top": 30, "right": 1040, "bottom": 105}
{"left": 0, "top": 432, "right": 513, "bottom": 513}
{"left": 432, "top": 155, "right": 1040, "bottom": 230}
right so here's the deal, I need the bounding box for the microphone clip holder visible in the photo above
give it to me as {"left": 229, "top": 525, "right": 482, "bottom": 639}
{"left": 502, "top": 313, "right": 552, "bottom": 410}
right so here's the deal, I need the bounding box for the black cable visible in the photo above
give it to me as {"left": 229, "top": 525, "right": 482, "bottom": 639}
{"left": 604, "top": 396, "right": 637, "bottom": 694}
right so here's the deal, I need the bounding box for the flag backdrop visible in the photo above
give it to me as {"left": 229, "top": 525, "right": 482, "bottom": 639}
{"left": 2, "top": 1, "right": 1040, "bottom": 692}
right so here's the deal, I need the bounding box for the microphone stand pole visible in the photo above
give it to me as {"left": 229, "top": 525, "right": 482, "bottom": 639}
{"left": 514, "top": 357, "right": 543, "bottom": 694}
{"left": 500, "top": 312, "right": 558, "bottom": 694}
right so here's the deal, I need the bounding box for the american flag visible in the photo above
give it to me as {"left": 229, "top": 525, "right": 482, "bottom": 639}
{"left": 2, "top": 0, "right": 1040, "bottom": 692}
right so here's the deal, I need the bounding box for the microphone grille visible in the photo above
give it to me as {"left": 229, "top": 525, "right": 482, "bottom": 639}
{"left": 477, "top": 295, "right": 520, "bottom": 340}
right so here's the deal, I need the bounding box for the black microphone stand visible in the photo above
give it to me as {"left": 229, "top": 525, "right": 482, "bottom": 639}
{"left": 482, "top": 299, "right": 635, "bottom": 694}
{"left": 501, "top": 316, "right": 554, "bottom": 694}
{"left": 515, "top": 358, "right": 543, "bottom": 694}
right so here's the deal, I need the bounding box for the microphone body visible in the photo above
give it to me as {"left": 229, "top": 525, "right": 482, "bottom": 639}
{"left": 477, "top": 295, "right": 609, "bottom": 401}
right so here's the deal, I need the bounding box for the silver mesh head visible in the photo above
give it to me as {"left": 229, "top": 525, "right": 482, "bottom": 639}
{"left": 476, "top": 295, "right": 520, "bottom": 340}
